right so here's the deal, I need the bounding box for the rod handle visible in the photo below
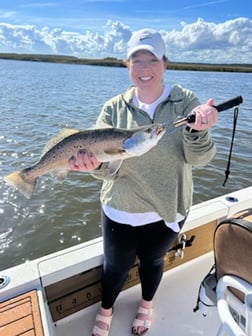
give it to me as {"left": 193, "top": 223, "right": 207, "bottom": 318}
{"left": 214, "top": 95, "right": 243, "bottom": 112}
{"left": 187, "top": 95, "right": 243, "bottom": 123}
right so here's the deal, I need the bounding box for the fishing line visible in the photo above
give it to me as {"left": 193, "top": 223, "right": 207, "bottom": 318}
{"left": 222, "top": 105, "right": 240, "bottom": 187}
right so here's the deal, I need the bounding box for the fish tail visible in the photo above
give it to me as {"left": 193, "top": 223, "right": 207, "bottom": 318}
{"left": 4, "top": 170, "right": 37, "bottom": 199}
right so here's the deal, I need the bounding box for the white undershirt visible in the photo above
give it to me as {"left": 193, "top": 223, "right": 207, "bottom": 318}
{"left": 102, "top": 83, "right": 182, "bottom": 232}
{"left": 133, "top": 83, "right": 172, "bottom": 119}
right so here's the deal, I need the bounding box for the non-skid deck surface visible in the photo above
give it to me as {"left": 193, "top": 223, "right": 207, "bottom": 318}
{"left": 0, "top": 290, "right": 44, "bottom": 336}
{"left": 54, "top": 252, "right": 221, "bottom": 336}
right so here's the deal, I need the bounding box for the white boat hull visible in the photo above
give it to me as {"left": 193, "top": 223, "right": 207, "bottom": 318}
{"left": 1, "top": 186, "right": 252, "bottom": 335}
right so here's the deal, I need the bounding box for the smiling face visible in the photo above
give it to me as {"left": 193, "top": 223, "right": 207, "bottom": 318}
{"left": 127, "top": 50, "right": 168, "bottom": 103}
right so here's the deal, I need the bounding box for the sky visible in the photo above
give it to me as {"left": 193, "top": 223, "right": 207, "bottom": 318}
{"left": 0, "top": 0, "right": 251, "bottom": 63}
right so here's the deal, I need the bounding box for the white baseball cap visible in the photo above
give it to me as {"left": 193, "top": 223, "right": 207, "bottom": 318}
{"left": 127, "top": 28, "right": 166, "bottom": 60}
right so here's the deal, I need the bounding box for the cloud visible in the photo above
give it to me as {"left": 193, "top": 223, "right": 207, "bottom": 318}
{"left": 163, "top": 17, "right": 252, "bottom": 63}
{"left": 0, "top": 17, "right": 251, "bottom": 63}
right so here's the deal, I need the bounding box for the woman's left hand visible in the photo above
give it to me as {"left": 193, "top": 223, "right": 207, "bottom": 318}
{"left": 188, "top": 98, "right": 218, "bottom": 131}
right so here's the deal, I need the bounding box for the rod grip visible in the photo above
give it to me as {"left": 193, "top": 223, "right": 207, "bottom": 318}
{"left": 214, "top": 95, "right": 243, "bottom": 112}
{"left": 187, "top": 96, "right": 243, "bottom": 123}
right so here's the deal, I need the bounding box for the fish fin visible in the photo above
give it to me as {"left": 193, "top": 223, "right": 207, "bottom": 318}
{"left": 108, "top": 160, "right": 123, "bottom": 175}
{"left": 4, "top": 170, "right": 37, "bottom": 199}
{"left": 42, "top": 128, "right": 79, "bottom": 155}
{"left": 50, "top": 169, "right": 69, "bottom": 182}
{"left": 95, "top": 122, "right": 113, "bottom": 128}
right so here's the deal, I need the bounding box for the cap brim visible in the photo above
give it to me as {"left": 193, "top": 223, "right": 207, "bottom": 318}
{"left": 127, "top": 45, "right": 163, "bottom": 60}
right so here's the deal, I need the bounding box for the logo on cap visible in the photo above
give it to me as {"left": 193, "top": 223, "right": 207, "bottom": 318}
{"left": 139, "top": 33, "right": 153, "bottom": 41}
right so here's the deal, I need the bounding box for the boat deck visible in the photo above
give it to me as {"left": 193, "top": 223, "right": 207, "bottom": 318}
{"left": 2, "top": 187, "right": 252, "bottom": 335}
{"left": 54, "top": 252, "right": 221, "bottom": 336}
{"left": 0, "top": 290, "right": 44, "bottom": 336}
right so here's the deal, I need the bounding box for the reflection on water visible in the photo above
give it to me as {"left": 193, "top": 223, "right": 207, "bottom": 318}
{"left": 0, "top": 60, "right": 251, "bottom": 270}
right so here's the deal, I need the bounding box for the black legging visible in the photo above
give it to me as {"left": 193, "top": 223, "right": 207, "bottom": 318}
{"left": 101, "top": 211, "right": 180, "bottom": 309}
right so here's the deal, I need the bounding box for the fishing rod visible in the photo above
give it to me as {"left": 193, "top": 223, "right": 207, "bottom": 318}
{"left": 171, "top": 95, "right": 243, "bottom": 186}
{"left": 173, "top": 95, "right": 243, "bottom": 128}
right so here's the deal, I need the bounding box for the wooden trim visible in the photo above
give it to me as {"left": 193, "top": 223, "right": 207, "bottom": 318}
{"left": 0, "top": 290, "right": 44, "bottom": 336}
{"left": 164, "top": 220, "right": 216, "bottom": 271}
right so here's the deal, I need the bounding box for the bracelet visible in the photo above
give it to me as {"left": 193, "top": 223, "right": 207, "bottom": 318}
{"left": 185, "top": 126, "right": 200, "bottom": 133}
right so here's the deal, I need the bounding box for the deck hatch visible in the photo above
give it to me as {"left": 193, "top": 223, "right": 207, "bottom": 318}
{"left": 0, "top": 290, "right": 44, "bottom": 336}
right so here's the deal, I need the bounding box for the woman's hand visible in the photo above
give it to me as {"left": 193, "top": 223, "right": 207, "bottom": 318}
{"left": 68, "top": 149, "right": 101, "bottom": 172}
{"left": 188, "top": 98, "right": 218, "bottom": 131}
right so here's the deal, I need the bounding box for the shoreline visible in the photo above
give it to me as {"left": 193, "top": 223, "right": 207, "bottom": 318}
{"left": 0, "top": 53, "right": 251, "bottom": 73}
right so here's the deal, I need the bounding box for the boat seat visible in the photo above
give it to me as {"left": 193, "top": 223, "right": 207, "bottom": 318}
{"left": 214, "top": 208, "right": 252, "bottom": 336}
{"left": 0, "top": 289, "right": 44, "bottom": 336}
{"left": 216, "top": 275, "right": 252, "bottom": 336}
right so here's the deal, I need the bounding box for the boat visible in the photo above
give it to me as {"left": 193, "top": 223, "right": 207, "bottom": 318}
{"left": 0, "top": 186, "right": 252, "bottom": 336}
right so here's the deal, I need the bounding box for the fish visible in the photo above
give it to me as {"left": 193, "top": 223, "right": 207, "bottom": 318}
{"left": 4, "top": 124, "right": 166, "bottom": 199}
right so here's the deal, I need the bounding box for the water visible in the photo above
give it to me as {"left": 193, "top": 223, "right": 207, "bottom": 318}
{"left": 0, "top": 60, "right": 251, "bottom": 270}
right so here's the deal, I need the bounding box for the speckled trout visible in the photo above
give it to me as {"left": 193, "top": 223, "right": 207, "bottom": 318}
{"left": 4, "top": 124, "right": 166, "bottom": 199}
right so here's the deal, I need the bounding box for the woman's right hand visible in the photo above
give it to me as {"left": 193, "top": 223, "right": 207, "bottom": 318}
{"left": 68, "top": 149, "right": 101, "bottom": 172}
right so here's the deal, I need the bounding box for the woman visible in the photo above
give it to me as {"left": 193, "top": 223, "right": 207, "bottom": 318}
{"left": 69, "top": 28, "right": 218, "bottom": 336}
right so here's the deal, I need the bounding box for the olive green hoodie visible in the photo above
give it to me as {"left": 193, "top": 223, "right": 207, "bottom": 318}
{"left": 92, "top": 84, "right": 216, "bottom": 223}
